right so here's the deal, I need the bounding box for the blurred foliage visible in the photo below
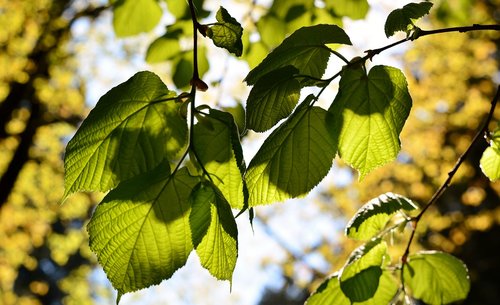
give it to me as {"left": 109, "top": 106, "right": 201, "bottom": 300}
{"left": 0, "top": 0, "right": 106, "bottom": 304}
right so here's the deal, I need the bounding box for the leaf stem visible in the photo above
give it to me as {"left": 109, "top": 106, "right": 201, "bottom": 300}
{"left": 399, "top": 85, "right": 500, "bottom": 294}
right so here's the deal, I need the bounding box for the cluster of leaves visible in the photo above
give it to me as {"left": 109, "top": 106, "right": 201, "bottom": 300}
{"left": 63, "top": 0, "right": 499, "bottom": 304}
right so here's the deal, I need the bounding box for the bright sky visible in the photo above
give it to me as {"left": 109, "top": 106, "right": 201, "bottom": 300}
{"left": 70, "top": 1, "right": 414, "bottom": 304}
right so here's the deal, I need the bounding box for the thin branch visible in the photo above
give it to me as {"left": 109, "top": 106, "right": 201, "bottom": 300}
{"left": 400, "top": 85, "right": 500, "bottom": 293}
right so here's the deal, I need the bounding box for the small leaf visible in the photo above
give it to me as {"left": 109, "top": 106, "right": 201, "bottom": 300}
{"left": 246, "top": 66, "right": 300, "bottom": 132}
{"left": 403, "top": 251, "right": 470, "bottom": 305}
{"left": 385, "top": 2, "right": 433, "bottom": 37}
{"left": 113, "top": 0, "right": 162, "bottom": 37}
{"left": 339, "top": 238, "right": 389, "bottom": 302}
{"left": 189, "top": 183, "right": 238, "bottom": 281}
{"left": 306, "top": 271, "right": 397, "bottom": 305}
{"left": 87, "top": 166, "right": 199, "bottom": 296}
{"left": 246, "top": 97, "right": 338, "bottom": 206}
{"left": 173, "top": 49, "right": 209, "bottom": 89}
{"left": 480, "top": 127, "right": 500, "bottom": 181}
{"left": 329, "top": 65, "right": 412, "bottom": 178}
{"left": 346, "top": 192, "right": 418, "bottom": 241}
{"left": 327, "top": 0, "right": 369, "bottom": 20}
{"left": 64, "top": 71, "right": 187, "bottom": 198}
{"left": 192, "top": 108, "right": 246, "bottom": 209}
{"left": 207, "top": 7, "right": 243, "bottom": 56}
{"left": 245, "top": 24, "right": 351, "bottom": 85}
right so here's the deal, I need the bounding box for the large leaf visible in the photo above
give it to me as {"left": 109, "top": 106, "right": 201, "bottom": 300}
{"left": 64, "top": 71, "right": 187, "bottom": 198}
{"left": 206, "top": 6, "right": 243, "bottom": 56}
{"left": 329, "top": 65, "right": 412, "bottom": 178}
{"left": 87, "top": 165, "right": 199, "bottom": 298}
{"left": 246, "top": 66, "right": 300, "bottom": 132}
{"left": 385, "top": 2, "right": 433, "bottom": 37}
{"left": 113, "top": 0, "right": 162, "bottom": 37}
{"left": 339, "top": 238, "right": 389, "bottom": 302}
{"left": 306, "top": 271, "right": 397, "bottom": 305}
{"left": 246, "top": 98, "right": 338, "bottom": 206}
{"left": 403, "top": 251, "right": 470, "bottom": 305}
{"left": 480, "top": 127, "right": 500, "bottom": 181}
{"left": 189, "top": 183, "right": 238, "bottom": 281}
{"left": 245, "top": 24, "right": 351, "bottom": 85}
{"left": 346, "top": 192, "right": 418, "bottom": 241}
{"left": 192, "top": 108, "right": 246, "bottom": 209}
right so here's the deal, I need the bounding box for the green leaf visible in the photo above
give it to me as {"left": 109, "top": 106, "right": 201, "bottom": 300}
{"left": 192, "top": 108, "right": 246, "bottom": 209}
{"left": 346, "top": 192, "right": 418, "bottom": 241}
{"left": 245, "top": 24, "right": 351, "bottom": 85}
{"left": 480, "top": 127, "right": 500, "bottom": 181}
{"left": 64, "top": 71, "right": 187, "bottom": 198}
{"left": 173, "top": 48, "right": 209, "bottom": 89}
{"left": 327, "top": 0, "right": 369, "bottom": 20}
{"left": 222, "top": 103, "right": 246, "bottom": 135}
{"left": 87, "top": 165, "right": 199, "bottom": 296}
{"left": 339, "top": 238, "right": 389, "bottom": 302}
{"left": 306, "top": 271, "right": 397, "bottom": 305}
{"left": 189, "top": 183, "right": 238, "bottom": 281}
{"left": 113, "top": 0, "right": 162, "bottom": 37}
{"left": 246, "top": 97, "right": 338, "bottom": 206}
{"left": 145, "top": 29, "right": 182, "bottom": 63}
{"left": 329, "top": 65, "right": 412, "bottom": 179}
{"left": 385, "top": 2, "right": 433, "bottom": 37}
{"left": 206, "top": 7, "right": 243, "bottom": 56}
{"left": 404, "top": 251, "right": 470, "bottom": 305}
{"left": 246, "top": 66, "right": 300, "bottom": 132}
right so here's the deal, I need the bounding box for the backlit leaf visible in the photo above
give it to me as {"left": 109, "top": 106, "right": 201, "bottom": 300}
{"left": 246, "top": 66, "right": 300, "bottom": 132}
{"left": 346, "top": 192, "right": 418, "bottom": 241}
{"left": 385, "top": 2, "right": 433, "bottom": 37}
{"left": 245, "top": 24, "right": 351, "bottom": 85}
{"left": 64, "top": 71, "right": 187, "bottom": 198}
{"left": 246, "top": 97, "right": 338, "bottom": 206}
{"left": 480, "top": 127, "right": 500, "bottom": 181}
{"left": 403, "top": 251, "right": 470, "bottom": 305}
{"left": 113, "top": 0, "right": 162, "bottom": 37}
{"left": 87, "top": 165, "right": 199, "bottom": 296}
{"left": 329, "top": 65, "right": 412, "bottom": 179}
{"left": 192, "top": 109, "right": 246, "bottom": 209}
{"left": 145, "top": 29, "right": 182, "bottom": 63}
{"left": 327, "top": 0, "right": 369, "bottom": 20}
{"left": 189, "top": 183, "right": 238, "bottom": 281}
{"left": 207, "top": 7, "right": 243, "bottom": 56}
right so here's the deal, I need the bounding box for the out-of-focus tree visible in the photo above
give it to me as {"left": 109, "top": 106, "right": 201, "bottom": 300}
{"left": 0, "top": 1, "right": 108, "bottom": 304}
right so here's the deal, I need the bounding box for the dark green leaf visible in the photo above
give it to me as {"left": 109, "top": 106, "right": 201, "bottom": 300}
{"left": 246, "top": 66, "right": 300, "bottom": 132}
{"left": 346, "top": 192, "right": 418, "bottom": 241}
{"left": 385, "top": 2, "right": 433, "bottom": 37}
{"left": 329, "top": 65, "right": 412, "bottom": 178}
{"left": 172, "top": 48, "right": 209, "bottom": 89}
{"left": 245, "top": 24, "right": 351, "bottom": 85}
{"left": 113, "top": 0, "right": 162, "bottom": 37}
{"left": 207, "top": 7, "right": 243, "bottom": 56}
{"left": 64, "top": 71, "right": 187, "bottom": 199}
{"left": 193, "top": 109, "right": 246, "bottom": 209}
{"left": 222, "top": 103, "right": 246, "bottom": 135}
{"left": 87, "top": 166, "right": 199, "bottom": 296}
{"left": 404, "top": 251, "right": 470, "bottom": 305}
{"left": 340, "top": 266, "right": 382, "bottom": 302}
{"left": 189, "top": 182, "right": 238, "bottom": 281}
{"left": 246, "top": 97, "right": 338, "bottom": 206}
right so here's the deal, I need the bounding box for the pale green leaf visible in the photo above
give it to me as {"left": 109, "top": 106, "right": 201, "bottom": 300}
{"left": 404, "top": 251, "right": 470, "bottom": 305}
{"left": 480, "top": 127, "right": 500, "bottom": 181}
{"left": 246, "top": 66, "right": 300, "bottom": 132}
{"left": 245, "top": 24, "right": 351, "bottom": 85}
{"left": 346, "top": 192, "right": 418, "bottom": 241}
{"left": 87, "top": 166, "right": 199, "bottom": 296}
{"left": 113, "top": 0, "right": 162, "bottom": 37}
{"left": 329, "top": 65, "right": 412, "bottom": 178}
{"left": 306, "top": 271, "right": 397, "bottom": 305}
{"left": 385, "top": 2, "right": 433, "bottom": 37}
{"left": 64, "top": 71, "right": 187, "bottom": 198}
{"left": 207, "top": 6, "right": 243, "bottom": 56}
{"left": 192, "top": 109, "right": 246, "bottom": 209}
{"left": 189, "top": 183, "right": 238, "bottom": 281}
{"left": 327, "top": 0, "right": 369, "bottom": 20}
{"left": 145, "top": 29, "right": 182, "bottom": 63}
{"left": 246, "top": 97, "right": 338, "bottom": 206}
